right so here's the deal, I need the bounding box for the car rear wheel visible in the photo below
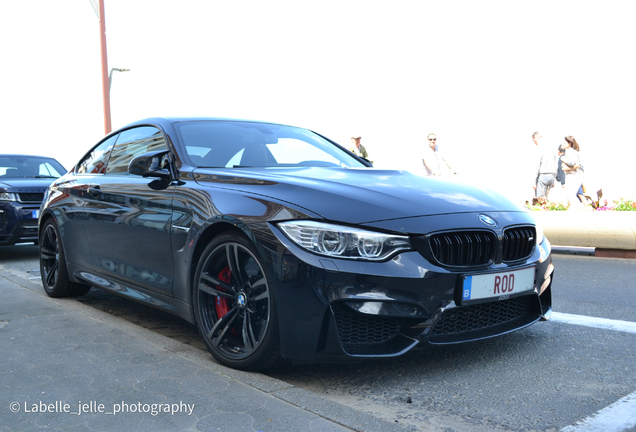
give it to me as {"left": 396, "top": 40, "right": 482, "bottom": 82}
{"left": 193, "top": 233, "right": 281, "bottom": 371}
{"left": 39, "top": 219, "right": 90, "bottom": 298}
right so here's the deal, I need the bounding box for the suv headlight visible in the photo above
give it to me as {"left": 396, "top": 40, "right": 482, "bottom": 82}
{"left": 0, "top": 192, "right": 16, "bottom": 201}
{"left": 278, "top": 221, "right": 411, "bottom": 261}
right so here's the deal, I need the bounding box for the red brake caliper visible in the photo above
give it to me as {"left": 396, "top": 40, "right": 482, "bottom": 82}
{"left": 215, "top": 266, "right": 232, "bottom": 318}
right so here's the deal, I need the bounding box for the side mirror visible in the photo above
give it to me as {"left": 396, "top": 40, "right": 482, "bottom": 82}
{"left": 128, "top": 150, "right": 172, "bottom": 179}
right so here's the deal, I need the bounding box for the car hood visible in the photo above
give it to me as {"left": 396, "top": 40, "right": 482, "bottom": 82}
{"left": 0, "top": 178, "right": 58, "bottom": 190}
{"left": 192, "top": 167, "right": 526, "bottom": 224}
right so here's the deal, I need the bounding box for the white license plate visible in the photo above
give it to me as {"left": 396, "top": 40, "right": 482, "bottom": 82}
{"left": 462, "top": 267, "right": 535, "bottom": 302}
{"left": 31, "top": 210, "right": 39, "bottom": 218}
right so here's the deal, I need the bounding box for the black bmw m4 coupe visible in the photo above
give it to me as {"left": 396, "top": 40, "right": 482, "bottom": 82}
{"left": 39, "top": 117, "right": 554, "bottom": 371}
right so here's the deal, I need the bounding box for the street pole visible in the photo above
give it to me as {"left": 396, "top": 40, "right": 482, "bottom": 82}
{"left": 98, "top": 0, "right": 112, "bottom": 134}
{"left": 109, "top": 68, "right": 130, "bottom": 91}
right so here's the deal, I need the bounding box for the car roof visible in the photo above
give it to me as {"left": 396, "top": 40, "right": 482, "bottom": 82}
{"left": 121, "top": 116, "right": 294, "bottom": 130}
{"left": 0, "top": 154, "right": 60, "bottom": 159}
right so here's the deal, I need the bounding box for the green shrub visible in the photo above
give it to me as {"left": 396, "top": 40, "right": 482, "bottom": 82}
{"left": 612, "top": 198, "right": 636, "bottom": 211}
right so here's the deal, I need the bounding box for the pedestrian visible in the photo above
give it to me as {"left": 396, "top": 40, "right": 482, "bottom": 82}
{"left": 422, "top": 133, "right": 456, "bottom": 177}
{"left": 350, "top": 136, "right": 371, "bottom": 161}
{"left": 561, "top": 135, "right": 584, "bottom": 206}
{"left": 555, "top": 145, "right": 566, "bottom": 188}
{"left": 531, "top": 131, "right": 558, "bottom": 200}
{"left": 548, "top": 144, "right": 568, "bottom": 204}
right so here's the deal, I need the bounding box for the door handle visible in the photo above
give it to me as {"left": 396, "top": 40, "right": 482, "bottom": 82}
{"left": 87, "top": 185, "right": 101, "bottom": 197}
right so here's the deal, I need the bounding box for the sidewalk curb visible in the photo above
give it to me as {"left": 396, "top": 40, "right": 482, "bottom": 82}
{"left": 550, "top": 246, "right": 595, "bottom": 256}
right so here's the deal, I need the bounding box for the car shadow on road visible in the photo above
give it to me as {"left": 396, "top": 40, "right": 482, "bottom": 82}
{"left": 75, "top": 287, "right": 208, "bottom": 351}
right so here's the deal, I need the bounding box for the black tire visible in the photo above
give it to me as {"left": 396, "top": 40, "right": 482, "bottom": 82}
{"left": 193, "top": 232, "right": 281, "bottom": 371}
{"left": 39, "top": 219, "right": 91, "bottom": 298}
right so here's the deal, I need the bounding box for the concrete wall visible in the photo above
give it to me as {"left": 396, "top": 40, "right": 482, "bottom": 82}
{"left": 532, "top": 211, "right": 636, "bottom": 250}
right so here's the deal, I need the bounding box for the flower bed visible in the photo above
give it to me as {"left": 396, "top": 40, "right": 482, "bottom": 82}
{"left": 526, "top": 197, "right": 636, "bottom": 212}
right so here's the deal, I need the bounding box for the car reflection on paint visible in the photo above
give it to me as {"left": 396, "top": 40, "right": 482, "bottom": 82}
{"left": 38, "top": 117, "right": 554, "bottom": 371}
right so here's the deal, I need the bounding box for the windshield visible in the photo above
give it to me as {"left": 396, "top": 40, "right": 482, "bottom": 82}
{"left": 0, "top": 156, "right": 66, "bottom": 178}
{"left": 175, "top": 121, "right": 366, "bottom": 168}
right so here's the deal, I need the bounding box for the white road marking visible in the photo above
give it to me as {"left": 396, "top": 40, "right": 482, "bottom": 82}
{"left": 551, "top": 312, "right": 636, "bottom": 334}
{"left": 552, "top": 312, "right": 636, "bottom": 431}
{"left": 561, "top": 392, "right": 636, "bottom": 432}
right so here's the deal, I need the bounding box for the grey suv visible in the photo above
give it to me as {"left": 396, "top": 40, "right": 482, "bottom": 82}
{"left": 0, "top": 155, "right": 66, "bottom": 246}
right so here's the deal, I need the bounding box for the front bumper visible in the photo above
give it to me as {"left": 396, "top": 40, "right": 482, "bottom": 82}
{"left": 0, "top": 203, "right": 40, "bottom": 245}
{"left": 262, "top": 223, "right": 553, "bottom": 363}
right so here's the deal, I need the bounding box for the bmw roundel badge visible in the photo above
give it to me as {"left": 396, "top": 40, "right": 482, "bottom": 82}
{"left": 238, "top": 293, "right": 247, "bottom": 307}
{"left": 479, "top": 214, "right": 497, "bottom": 227}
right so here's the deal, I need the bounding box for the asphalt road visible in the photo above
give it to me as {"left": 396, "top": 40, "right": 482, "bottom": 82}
{"left": 2, "top": 244, "right": 635, "bottom": 432}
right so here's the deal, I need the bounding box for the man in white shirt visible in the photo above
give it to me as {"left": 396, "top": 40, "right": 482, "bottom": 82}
{"left": 422, "top": 133, "right": 455, "bottom": 177}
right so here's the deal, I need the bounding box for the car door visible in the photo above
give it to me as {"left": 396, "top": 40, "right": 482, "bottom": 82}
{"left": 50, "top": 135, "right": 118, "bottom": 268}
{"left": 83, "top": 126, "right": 175, "bottom": 297}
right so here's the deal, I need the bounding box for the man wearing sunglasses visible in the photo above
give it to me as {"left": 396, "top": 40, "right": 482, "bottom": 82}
{"left": 422, "top": 133, "right": 456, "bottom": 177}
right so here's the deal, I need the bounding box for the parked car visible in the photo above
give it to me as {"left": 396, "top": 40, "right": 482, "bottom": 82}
{"left": 39, "top": 117, "right": 554, "bottom": 371}
{"left": 0, "top": 155, "right": 66, "bottom": 246}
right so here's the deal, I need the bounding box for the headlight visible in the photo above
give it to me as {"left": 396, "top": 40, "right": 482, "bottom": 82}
{"left": 0, "top": 192, "right": 16, "bottom": 201}
{"left": 278, "top": 221, "right": 411, "bottom": 261}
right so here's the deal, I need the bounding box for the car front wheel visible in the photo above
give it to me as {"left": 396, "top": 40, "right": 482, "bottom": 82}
{"left": 193, "top": 232, "right": 281, "bottom": 371}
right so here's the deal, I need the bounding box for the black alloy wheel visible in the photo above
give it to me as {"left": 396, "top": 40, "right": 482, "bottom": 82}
{"left": 39, "top": 220, "right": 90, "bottom": 298}
{"left": 193, "top": 232, "right": 281, "bottom": 371}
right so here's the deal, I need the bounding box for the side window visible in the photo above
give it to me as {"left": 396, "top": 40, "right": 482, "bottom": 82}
{"left": 106, "top": 126, "right": 168, "bottom": 175}
{"left": 76, "top": 135, "right": 118, "bottom": 174}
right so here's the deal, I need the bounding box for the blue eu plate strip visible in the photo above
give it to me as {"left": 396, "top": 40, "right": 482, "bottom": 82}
{"left": 463, "top": 276, "right": 472, "bottom": 300}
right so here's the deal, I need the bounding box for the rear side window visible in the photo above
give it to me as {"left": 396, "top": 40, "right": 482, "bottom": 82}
{"left": 106, "top": 126, "right": 168, "bottom": 175}
{"left": 76, "top": 135, "right": 118, "bottom": 174}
